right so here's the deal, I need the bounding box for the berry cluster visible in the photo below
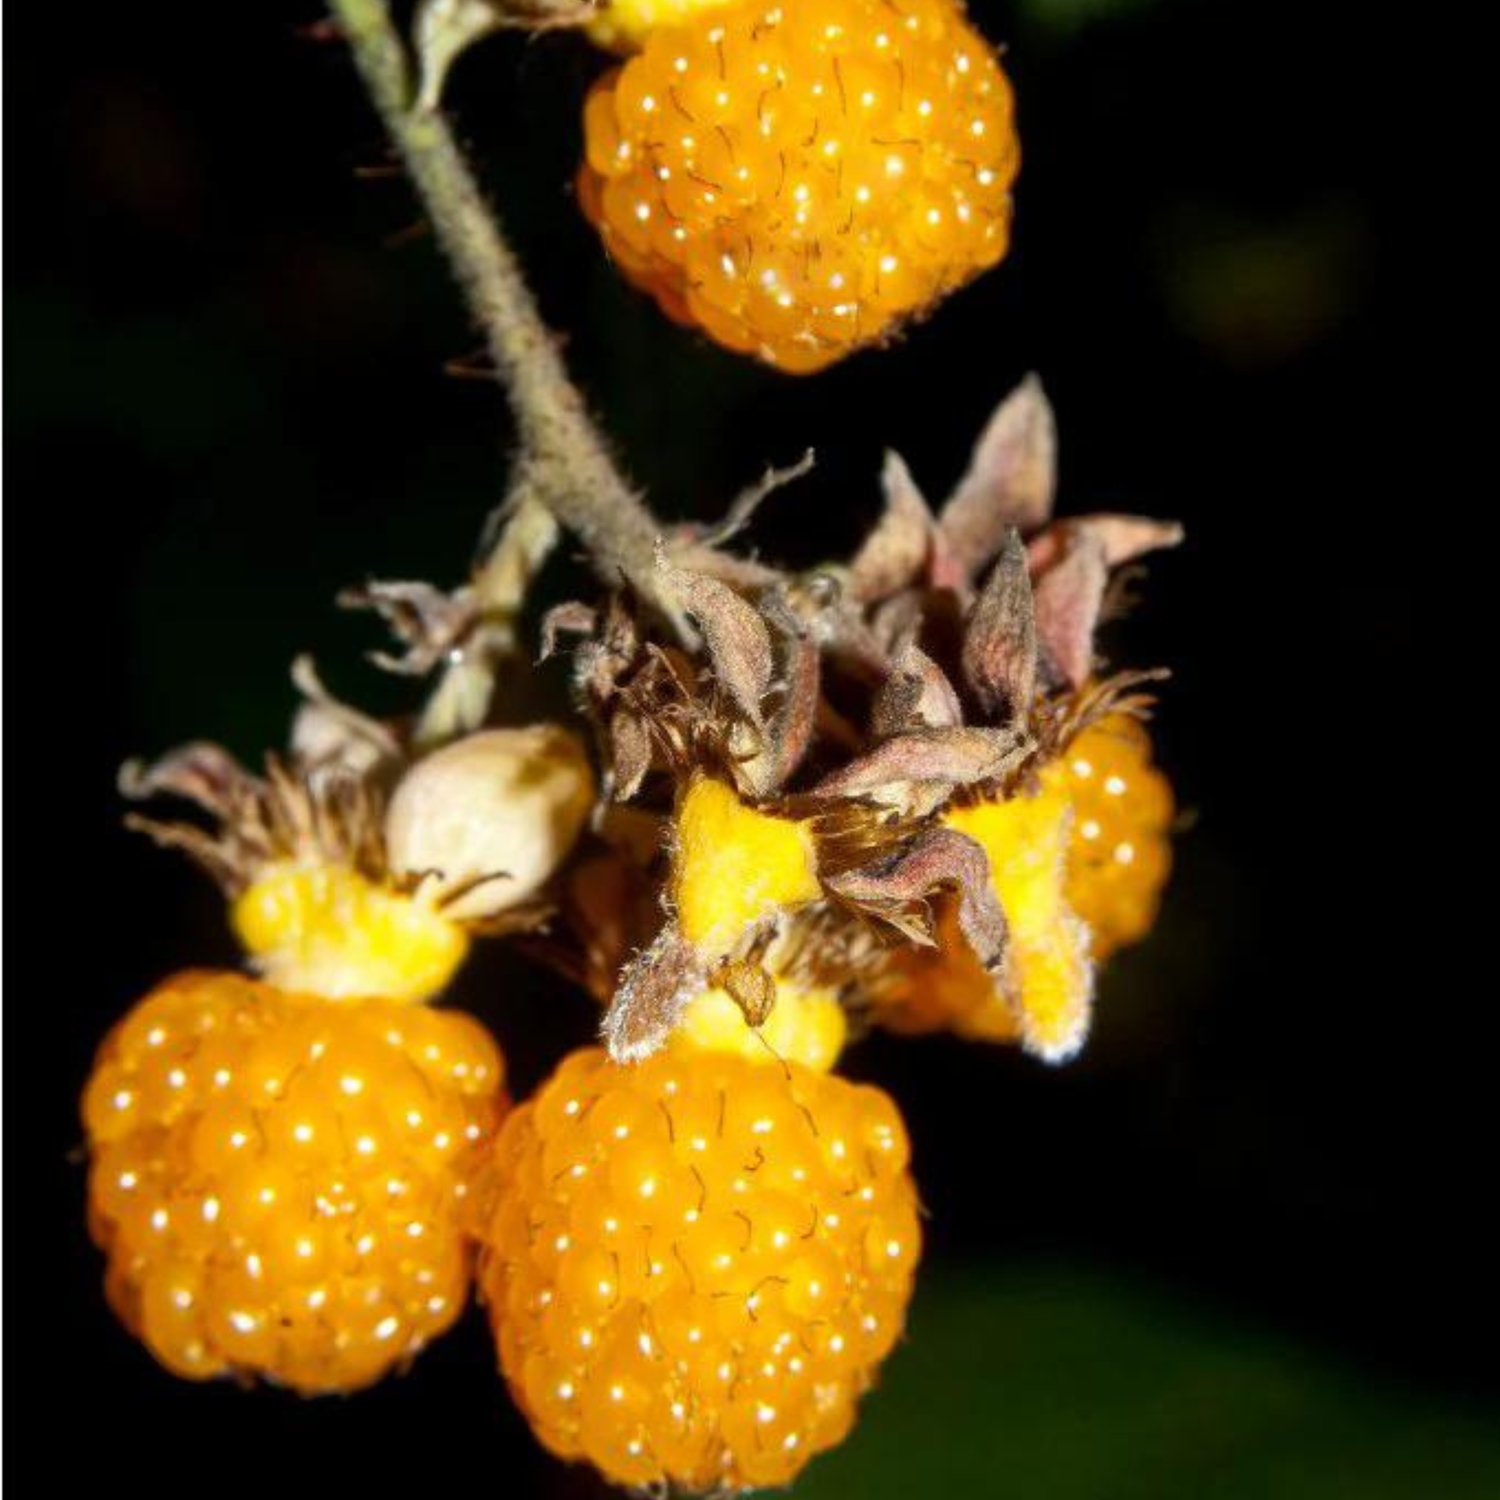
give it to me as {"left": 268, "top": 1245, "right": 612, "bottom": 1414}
{"left": 579, "top": 0, "right": 1019, "bottom": 370}
{"left": 82, "top": 144, "right": 1178, "bottom": 1484}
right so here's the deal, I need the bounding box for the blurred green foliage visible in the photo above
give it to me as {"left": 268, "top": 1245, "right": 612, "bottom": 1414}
{"left": 801, "top": 1264, "right": 1500, "bottom": 1499}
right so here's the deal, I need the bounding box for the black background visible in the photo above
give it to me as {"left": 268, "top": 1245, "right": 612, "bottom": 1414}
{"left": 6, "top": 1, "right": 1490, "bottom": 1494}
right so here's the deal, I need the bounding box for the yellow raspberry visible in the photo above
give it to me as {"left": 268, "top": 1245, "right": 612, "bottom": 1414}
{"left": 1040, "top": 715, "right": 1175, "bottom": 961}
{"left": 82, "top": 970, "right": 507, "bottom": 1393}
{"left": 477, "top": 1046, "right": 919, "bottom": 1490}
{"left": 587, "top": 0, "right": 737, "bottom": 53}
{"left": 578, "top": 0, "right": 1019, "bottom": 372}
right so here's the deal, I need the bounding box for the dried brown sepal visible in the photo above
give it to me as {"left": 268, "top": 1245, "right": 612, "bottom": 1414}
{"left": 548, "top": 593, "right": 696, "bottom": 797}
{"left": 694, "top": 450, "right": 816, "bottom": 550}
{"left": 713, "top": 957, "right": 777, "bottom": 1029}
{"left": 815, "top": 592, "right": 902, "bottom": 686}
{"left": 1032, "top": 529, "right": 1109, "bottom": 691}
{"left": 755, "top": 563, "right": 893, "bottom": 691}
{"left": 961, "top": 529, "right": 1039, "bottom": 725}
{"left": 564, "top": 592, "right": 643, "bottom": 703}
{"left": 601, "top": 925, "right": 706, "bottom": 1062}
{"left": 547, "top": 597, "right": 648, "bottom": 799}
{"left": 739, "top": 613, "right": 822, "bottom": 799}
{"left": 118, "top": 741, "right": 257, "bottom": 820}
{"left": 810, "top": 725, "right": 1028, "bottom": 813}
{"left": 121, "top": 746, "right": 388, "bottom": 895}
{"left": 871, "top": 638, "right": 964, "bottom": 735}
{"left": 826, "top": 825, "right": 1008, "bottom": 973}
{"left": 606, "top": 709, "right": 655, "bottom": 804}
{"left": 1027, "top": 513, "right": 1183, "bottom": 577}
{"left": 339, "top": 578, "right": 477, "bottom": 677}
{"left": 849, "top": 452, "right": 938, "bottom": 603}
{"left": 617, "top": 642, "right": 726, "bottom": 783}
{"left": 772, "top": 627, "right": 822, "bottom": 773}
{"left": 289, "top": 656, "right": 404, "bottom": 784}
{"left": 1035, "top": 668, "right": 1170, "bottom": 758}
{"left": 657, "top": 555, "right": 774, "bottom": 734}
{"left": 538, "top": 600, "right": 599, "bottom": 661}
{"left": 866, "top": 591, "right": 927, "bottom": 661}
{"left": 941, "top": 374, "right": 1058, "bottom": 579}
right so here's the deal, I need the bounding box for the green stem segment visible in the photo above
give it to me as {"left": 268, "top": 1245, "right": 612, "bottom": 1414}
{"left": 330, "top": 0, "right": 665, "bottom": 604}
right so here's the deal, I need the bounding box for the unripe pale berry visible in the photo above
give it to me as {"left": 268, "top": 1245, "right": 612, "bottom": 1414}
{"left": 476, "top": 1045, "right": 918, "bottom": 1489}
{"left": 82, "top": 971, "right": 506, "bottom": 1393}
{"left": 579, "top": 0, "right": 1019, "bottom": 372}
{"left": 384, "top": 726, "right": 595, "bottom": 921}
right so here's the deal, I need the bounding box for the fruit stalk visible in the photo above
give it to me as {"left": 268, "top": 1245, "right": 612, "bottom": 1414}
{"left": 329, "top": 0, "right": 670, "bottom": 616}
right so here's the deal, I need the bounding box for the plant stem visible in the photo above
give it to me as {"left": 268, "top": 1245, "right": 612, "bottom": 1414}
{"left": 413, "top": 492, "right": 558, "bottom": 747}
{"left": 329, "top": 0, "right": 666, "bottom": 605}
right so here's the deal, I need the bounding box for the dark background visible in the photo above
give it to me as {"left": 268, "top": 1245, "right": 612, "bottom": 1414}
{"left": 7, "top": 0, "right": 1491, "bottom": 1494}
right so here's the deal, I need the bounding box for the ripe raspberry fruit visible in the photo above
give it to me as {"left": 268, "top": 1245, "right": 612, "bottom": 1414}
{"left": 1042, "top": 715, "right": 1174, "bottom": 961}
{"left": 476, "top": 1045, "right": 919, "bottom": 1490}
{"left": 578, "top": 0, "right": 1019, "bottom": 372}
{"left": 83, "top": 970, "right": 506, "bottom": 1393}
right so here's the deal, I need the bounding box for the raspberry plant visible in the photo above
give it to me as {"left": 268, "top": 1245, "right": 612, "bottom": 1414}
{"left": 83, "top": 0, "right": 1181, "bottom": 1489}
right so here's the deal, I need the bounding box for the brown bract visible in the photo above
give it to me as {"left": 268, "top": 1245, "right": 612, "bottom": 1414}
{"left": 846, "top": 376, "right": 1180, "bottom": 693}
{"left": 598, "top": 925, "right": 706, "bottom": 1062}
{"left": 294, "top": 370, "right": 1183, "bottom": 1062}
{"left": 543, "top": 559, "right": 834, "bottom": 808}
{"left": 531, "top": 376, "right": 1182, "bottom": 1061}
{"left": 832, "top": 375, "right": 1183, "bottom": 780}
{"left": 119, "top": 670, "right": 562, "bottom": 935}
{"left": 824, "top": 825, "right": 1010, "bottom": 976}
{"left": 119, "top": 743, "right": 391, "bottom": 898}
{"left": 339, "top": 578, "right": 480, "bottom": 678}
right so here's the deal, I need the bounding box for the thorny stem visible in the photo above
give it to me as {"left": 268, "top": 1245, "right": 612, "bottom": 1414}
{"left": 329, "top": 0, "right": 667, "bottom": 608}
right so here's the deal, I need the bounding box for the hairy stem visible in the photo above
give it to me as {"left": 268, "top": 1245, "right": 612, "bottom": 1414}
{"left": 330, "top": 0, "right": 666, "bottom": 602}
